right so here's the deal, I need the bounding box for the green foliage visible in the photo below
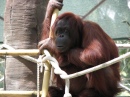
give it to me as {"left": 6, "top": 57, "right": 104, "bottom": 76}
{"left": 115, "top": 40, "right": 130, "bottom": 96}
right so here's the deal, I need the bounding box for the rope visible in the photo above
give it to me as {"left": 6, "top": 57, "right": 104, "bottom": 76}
{"left": 37, "top": 56, "right": 41, "bottom": 97}
{"left": 38, "top": 50, "right": 72, "bottom": 97}
{"left": 0, "top": 44, "right": 37, "bottom": 63}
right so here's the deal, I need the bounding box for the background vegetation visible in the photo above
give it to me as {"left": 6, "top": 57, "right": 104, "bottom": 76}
{"left": 116, "top": 40, "right": 130, "bottom": 96}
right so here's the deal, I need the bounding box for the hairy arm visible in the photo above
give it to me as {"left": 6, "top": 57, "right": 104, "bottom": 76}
{"left": 41, "top": 0, "right": 63, "bottom": 40}
{"left": 68, "top": 46, "right": 104, "bottom": 69}
{"left": 68, "top": 21, "right": 116, "bottom": 68}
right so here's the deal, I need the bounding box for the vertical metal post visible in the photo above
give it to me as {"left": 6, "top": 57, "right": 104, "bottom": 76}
{"left": 41, "top": 61, "right": 52, "bottom": 97}
{"left": 40, "top": 0, "right": 59, "bottom": 94}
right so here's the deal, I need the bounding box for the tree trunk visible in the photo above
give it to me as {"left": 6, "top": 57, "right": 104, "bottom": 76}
{"left": 4, "top": 0, "right": 48, "bottom": 90}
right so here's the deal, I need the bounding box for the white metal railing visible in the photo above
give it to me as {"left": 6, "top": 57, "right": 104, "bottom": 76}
{"left": 116, "top": 44, "right": 130, "bottom": 49}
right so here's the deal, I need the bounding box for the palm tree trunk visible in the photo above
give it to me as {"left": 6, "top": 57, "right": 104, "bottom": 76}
{"left": 4, "top": 0, "right": 48, "bottom": 90}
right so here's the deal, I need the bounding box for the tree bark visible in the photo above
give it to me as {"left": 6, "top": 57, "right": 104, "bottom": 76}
{"left": 4, "top": 0, "right": 48, "bottom": 90}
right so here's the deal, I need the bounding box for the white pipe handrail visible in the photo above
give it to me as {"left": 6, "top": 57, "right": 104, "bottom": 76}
{"left": 119, "top": 83, "right": 130, "bottom": 92}
{"left": 116, "top": 44, "right": 130, "bottom": 48}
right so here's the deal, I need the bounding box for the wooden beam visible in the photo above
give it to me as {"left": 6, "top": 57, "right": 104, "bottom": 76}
{"left": 0, "top": 91, "right": 40, "bottom": 97}
{"left": 0, "top": 49, "right": 40, "bottom": 56}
